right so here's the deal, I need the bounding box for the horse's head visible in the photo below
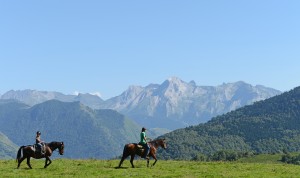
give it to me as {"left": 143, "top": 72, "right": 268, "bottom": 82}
{"left": 158, "top": 139, "right": 167, "bottom": 149}
{"left": 58, "top": 142, "right": 64, "bottom": 155}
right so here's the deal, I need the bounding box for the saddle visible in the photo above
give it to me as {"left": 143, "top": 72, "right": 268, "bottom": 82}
{"left": 33, "top": 143, "right": 45, "bottom": 156}
{"left": 136, "top": 143, "right": 146, "bottom": 156}
{"left": 137, "top": 144, "right": 144, "bottom": 149}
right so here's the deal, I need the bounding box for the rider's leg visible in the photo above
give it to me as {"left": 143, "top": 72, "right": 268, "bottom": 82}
{"left": 38, "top": 143, "right": 44, "bottom": 155}
{"left": 143, "top": 144, "right": 150, "bottom": 158}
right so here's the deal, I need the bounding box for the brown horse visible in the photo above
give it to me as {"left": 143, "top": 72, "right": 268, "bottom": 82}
{"left": 118, "top": 139, "right": 167, "bottom": 168}
{"left": 16, "top": 141, "right": 64, "bottom": 169}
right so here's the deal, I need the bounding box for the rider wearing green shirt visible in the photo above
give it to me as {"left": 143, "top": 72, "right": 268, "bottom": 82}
{"left": 139, "top": 127, "right": 150, "bottom": 158}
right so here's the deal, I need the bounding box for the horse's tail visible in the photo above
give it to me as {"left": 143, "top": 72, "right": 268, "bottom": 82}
{"left": 16, "top": 146, "right": 25, "bottom": 162}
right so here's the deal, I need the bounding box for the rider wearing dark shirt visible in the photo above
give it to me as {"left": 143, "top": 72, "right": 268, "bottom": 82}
{"left": 36, "top": 131, "right": 44, "bottom": 155}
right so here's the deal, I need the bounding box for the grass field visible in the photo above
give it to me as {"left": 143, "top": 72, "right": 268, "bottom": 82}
{"left": 1, "top": 155, "right": 300, "bottom": 177}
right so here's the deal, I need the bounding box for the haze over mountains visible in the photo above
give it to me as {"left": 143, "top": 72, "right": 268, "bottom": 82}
{"left": 1, "top": 77, "right": 281, "bottom": 129}
{"left": 1, "top": 90, "right": 104, "bottom": 108}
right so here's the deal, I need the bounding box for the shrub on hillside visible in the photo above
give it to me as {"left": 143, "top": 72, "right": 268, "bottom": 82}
{"left": 209, "top": 150, "right": 254, "bottom": 161}
{"left": 191, "top": 153, "right": 207, "bottom": 161}
{"left": 281, "top": 153, "right": 300, "bottom": 165}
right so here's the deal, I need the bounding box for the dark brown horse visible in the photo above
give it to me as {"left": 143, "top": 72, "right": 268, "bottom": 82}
{"left": 118, "top": 139, "right": 167, "bottom": 168}
{"left": 16, "top": 141, "right": 64, "bottom": 169}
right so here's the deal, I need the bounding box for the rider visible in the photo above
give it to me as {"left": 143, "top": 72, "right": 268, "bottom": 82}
{"left": 36, "top": 131, "right": 45, "bottom": 155}
{"left": 139, "top": 127, "right": 150, "bottom": 159}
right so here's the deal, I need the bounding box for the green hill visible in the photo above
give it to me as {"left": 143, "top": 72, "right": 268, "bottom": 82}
{"left": 0, "top": 132, "right": 18, "bottom": 159}
{"left": 158, "top": 86, "right": 300, "bottom": 160}
{"left": 0, "top": 100, "right": 27, "bottom": 159}
{"left": 0, "top": 100, "right": 141, "bottom": 159}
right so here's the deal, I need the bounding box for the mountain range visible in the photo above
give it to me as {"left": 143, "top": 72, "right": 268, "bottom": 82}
{"left": 1, "top": 84, "right": 299, "bottom": 160}
{"left": 0, "top": 77, "right": 281, "bottom": 130}
{"left": 0, "top": 78, "right": 283, "bottom": 159}
{"left": 157, "top": 86, "right": 300, "bottom": 160}
{"left": 102, "top": 77, "right": 281, "bottom": 129}
{"left": 1, "top": 90, "right": 103, "bottom": 108}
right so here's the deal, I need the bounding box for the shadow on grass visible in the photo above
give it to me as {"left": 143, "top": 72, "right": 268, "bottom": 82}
{"left": 114, "top": 166, "right": 129, "bottom": 169}
{"left": 115, "top": 166, "right": 144, "bottom": 169}
{"left": 15, "top": 167, "right": 33, "bottom": 170}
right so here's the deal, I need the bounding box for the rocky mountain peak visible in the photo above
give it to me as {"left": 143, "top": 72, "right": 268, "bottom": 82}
{"left": 121, "top": 85, "right": 143, "bottom": 100}
{"left": 102, "top": 77, "right": 282, "bottom": 129}
{"left": 159, "top": 77, "right": 190, "bottom": 97}
{"left": 167, "top": 76, "right": 185, "bottom": 83}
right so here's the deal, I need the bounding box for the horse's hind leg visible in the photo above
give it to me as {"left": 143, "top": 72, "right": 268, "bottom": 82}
{"left": 17, "top": 157, "right": 25, "bottom": 169}
{"left": 26, "top": 157, "right": 32, "bottom": 169}
{"left": 130, "top": 154, "right": 135, "bottom": 168}
{"left": 118, "top": 155, "right": 127, "bottom": 168}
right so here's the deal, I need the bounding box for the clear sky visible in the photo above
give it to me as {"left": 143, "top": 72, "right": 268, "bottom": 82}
{"left": 0, "top": 1, "right": 299, "bottom": 99}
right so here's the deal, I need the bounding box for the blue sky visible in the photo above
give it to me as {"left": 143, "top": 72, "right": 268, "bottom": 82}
{"left": 0, "top": 1, "right": 299, "bottom": 99}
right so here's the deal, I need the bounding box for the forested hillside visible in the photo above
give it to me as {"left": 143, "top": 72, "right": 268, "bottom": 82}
{"left": 158, "top": 86, "right": 300, "bottom": 160}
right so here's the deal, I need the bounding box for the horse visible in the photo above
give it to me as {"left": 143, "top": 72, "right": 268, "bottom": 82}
{"left": 16, "top": 141, "right": 64, "bottom": 169}
{"left": 118, "top": 138, "right": 167, "bottom": 168}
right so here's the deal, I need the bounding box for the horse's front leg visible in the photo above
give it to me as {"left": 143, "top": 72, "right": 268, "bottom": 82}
{"left": 26, "top": 157, "right": 32, "bottom": 169}
{"left": 44, "top": 157, "right": 48, "bottom": 168}
{"left": 147, "top": 158, "right": 150, "bottom": 167}
{"left": 151, "top": 154, "right": 157, "bottom": 167}
{"left": 44, "top": 156, "right": 52, "bottom": 168}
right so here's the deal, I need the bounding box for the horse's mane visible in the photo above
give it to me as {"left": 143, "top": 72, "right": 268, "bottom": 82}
{"left": 46, "top": 141, "right": 60, "bottom": 144}
{"left": 46, "top": 141, "right": 57, "bottom": 145}
{"left": 45, "top": 141, "right": 63, "bottom": 147}
{"left": 148, "top": 139, "right": 166, "bottom": 147}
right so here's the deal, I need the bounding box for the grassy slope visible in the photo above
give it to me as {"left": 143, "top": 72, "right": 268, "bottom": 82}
{"left": 2, "top": 157, "right": 300, "bottom": 177}
{"left": 0, "top": 132, "right": 18, "bottom": 159}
